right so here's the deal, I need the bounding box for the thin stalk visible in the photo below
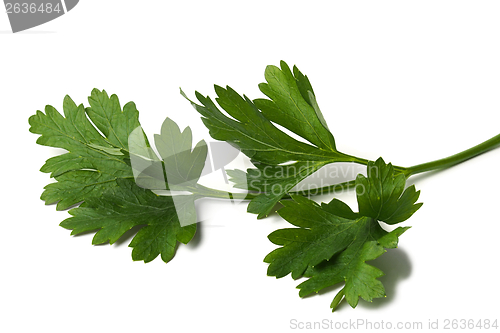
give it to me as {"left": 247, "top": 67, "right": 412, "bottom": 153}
{"left": 289, "top": 132, "right": 500, "bottom": 196}
{"left": 287, "top": 179, "right": 356, "bottom": 197}
{"left": 187, "top": 184, "right": 255, "bottom": 200}
{"left": 405, "top": 132, "right": 500, "bottom": 177}
{"left": 185, "top": 132, "right": 500, "bottom": 201}
{"left": 189, "top": 180, "right": 356, "bottom": 201}
{"left": 337, "top": 152, "right": 406, "bottom": 174}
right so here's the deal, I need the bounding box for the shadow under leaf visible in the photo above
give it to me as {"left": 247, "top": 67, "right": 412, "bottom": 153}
{"left": 359, "top": 247, "right": 412, "bottom": 310}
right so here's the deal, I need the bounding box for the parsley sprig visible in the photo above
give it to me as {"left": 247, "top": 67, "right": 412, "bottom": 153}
{"left": 29, "top": 61, "right": 500, "bottom": 311}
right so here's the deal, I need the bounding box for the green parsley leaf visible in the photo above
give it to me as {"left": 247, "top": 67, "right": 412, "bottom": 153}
{"left": 60, "top": 178, "right": 196, "bottom": 263}
{"left": 254, "top": 61, "right": 336, "bottom": 151}
{"left": 298, "top": 224, "right": 409, "bottom": 311}
{"left": 30, "top": 90, "right": 206, "bottom": 262}
{"left": 226, "top": 160, "right": 328, "bottom": 218}
{"left": 183, "top": 61, "right": 359, "bottom": 218}
{"left": 28, "top": 89, "right": 144, "bottom": 210}
{"left": 264, "top": 158, "right": 421, "bottom": 309}
{"left": 356, "top": 158, "right": 422, "bottom": 224}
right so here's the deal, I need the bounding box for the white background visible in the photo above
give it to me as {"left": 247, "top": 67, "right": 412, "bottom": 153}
{"left": 1, "top": 1, "right": 500, "bottom": 332}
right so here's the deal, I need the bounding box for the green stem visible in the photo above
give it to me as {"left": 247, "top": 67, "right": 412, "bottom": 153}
{"left": 287, "top": 179, "right": 356, "bottom": 197}
{"left": 190, "top": 179, "right": 356, "bottom": 200}
{"left": 290, "top": 132, "right": 500, "bottom": 196}
{"left": 188, "top": 184, "right": 255, "bottom": 200}
{"left": 405, "top": 132, "right": 500, "bottom": 177}
{"left": 338, "top": 153, "right": 406, "bottom": 174}
{"left": 187, "top": 178, "right": 356, "bottom": 200}
{"left": 186, "top": 132, "right": 500, "bottom": 201}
